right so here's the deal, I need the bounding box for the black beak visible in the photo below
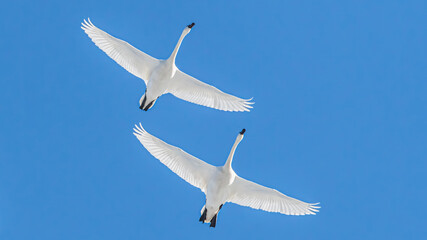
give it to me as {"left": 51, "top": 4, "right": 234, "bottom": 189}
{"left": 187, "top": 23, "right": 195, "bottom": 28}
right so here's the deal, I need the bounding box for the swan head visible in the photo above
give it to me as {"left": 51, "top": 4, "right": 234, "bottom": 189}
{"left": 187, "top": 23, "right": 195, "bottom": 29}
{"left": 183, "top": 23, "right": 195, "bottom": 35}
{"left": 237, "top": 128, "right": 245, "bottom": 142}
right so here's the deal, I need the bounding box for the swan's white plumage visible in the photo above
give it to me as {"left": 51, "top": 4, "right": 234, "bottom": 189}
{"left": 168, "top": 70, "right": 254, "bottom": 112}
{"left": 133, "top": 124, "right": 216, "bottom": 193}
{"left": 228, "top": 176, "right": 320, "bottom": 215}
{"left": 133, "top": 124, "right": 320, "bottom": 219}
{"left": 81, "top": 19, "right": 159, "bottom": 84}
{"left": 81, "top": 19, "right": 254, "bottom": 112}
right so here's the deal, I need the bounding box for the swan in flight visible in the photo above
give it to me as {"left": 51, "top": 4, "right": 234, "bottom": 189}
{"left": 81, "top": 19, "right": 253, "bottom": 112}
{"left": 133, "top": 124, "right": 320, "bottom": 228}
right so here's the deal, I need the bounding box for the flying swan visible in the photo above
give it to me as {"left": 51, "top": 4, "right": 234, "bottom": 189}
{"left": 133, "top": 124, "right": 320, "bottom": 227}
{"left": 81, "top": 19, "right": 253, "bottom": 112}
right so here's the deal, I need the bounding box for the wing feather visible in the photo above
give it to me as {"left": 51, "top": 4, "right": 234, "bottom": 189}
{"left": 133, "top": 124, "right": 216, "bottom": 192}
{"left": 81, "top": 19, "right": 159, "bottom": 84}
{"left": 228, "top": 176, "right": 320, "bottom": 215}
{"left": 167, "top": 69, "right": 254, "bottom": 112}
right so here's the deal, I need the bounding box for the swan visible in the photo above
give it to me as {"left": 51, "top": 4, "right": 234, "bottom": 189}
{"left": 133, "top": 123, "right": 320, "bottom": 228}
{"left": 81, "top": 19, "right": 254, "bottom": 112}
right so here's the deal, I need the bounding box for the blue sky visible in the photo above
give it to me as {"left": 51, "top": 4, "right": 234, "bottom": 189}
{"left": 1, "top": 0, "right": 426, "bottom": 239}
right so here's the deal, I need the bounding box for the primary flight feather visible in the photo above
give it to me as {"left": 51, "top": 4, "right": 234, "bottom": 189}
{"left": 81, "top": 19, "right": 253, "bottom": 112}
{"left": 133, "top": 124, "right": 320, "bottom": 228}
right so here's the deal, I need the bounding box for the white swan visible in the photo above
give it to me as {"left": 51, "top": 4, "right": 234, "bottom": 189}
{"left": 81, "top": 19, "right": 253, "bottom": 112}
{"left": 133, "top": 124, "right": 320, "bottom": 228}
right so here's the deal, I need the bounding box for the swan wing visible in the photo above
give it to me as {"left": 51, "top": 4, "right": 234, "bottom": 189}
{"left": 228, "top": 176, "right": 320, "bottom": 215}
{"left": 167, "top": 69, "right": 254, "bottom": 112}
{"left": 81, "top": 19, "right": 159, "bottom": 85}
{"left": 133, "top": 123, "right": 216, "bottom": 193}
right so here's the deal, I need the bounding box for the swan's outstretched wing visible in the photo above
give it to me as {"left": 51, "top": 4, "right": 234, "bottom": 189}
{"left": 228, "top": 176, "right": 320, "bottom": 215}
{"left": 133, "top": 123, "right": 216, "bottom": 193}
{"left": 81, "top": 19, "right": 159, "bottom": 84}
{"left": 167, "top": 69, "right": 254, "bottom": 112}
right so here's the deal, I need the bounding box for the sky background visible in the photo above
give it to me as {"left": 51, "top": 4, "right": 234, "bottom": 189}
{"left": 1, "top": 0, "right": 426, "bottom": 239}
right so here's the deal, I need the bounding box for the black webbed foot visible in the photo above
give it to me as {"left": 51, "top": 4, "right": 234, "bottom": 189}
{"left": 199, "top": 208, "right": 207, "bottom": 222}
{"left": 209, "top": 214, "right": 217, "bottom": 228}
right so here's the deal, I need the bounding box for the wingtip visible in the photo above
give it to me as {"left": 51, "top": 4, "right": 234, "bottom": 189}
{"left": 244, "top": 97, "right": 255, "bottom": 104}
{"left": 239, "top": 129, "right": 246, "bottom": 135}
{"left": 307, "top": 202, "right": 321, "bottom": 215}
{"left": 311, "top": 202, "right": 321, "bottom": 207}
{"left": 133, "top": 123, "right": 146, "bottom": 135}
{"left": 241, "top": 97, "right": 255, "bottom": 112}
{"left": 81, "top": 18, "right": 95, "bottom": 29}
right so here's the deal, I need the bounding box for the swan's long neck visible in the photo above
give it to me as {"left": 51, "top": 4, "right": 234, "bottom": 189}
{"left": 224, "top": 130, "right": 245, "bottom": 170}
{"left": 168, "top": 28, "right": 189, "bottom": 65}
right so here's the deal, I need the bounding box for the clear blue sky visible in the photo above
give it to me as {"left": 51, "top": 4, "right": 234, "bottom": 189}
{"left": 1, "top": 0, "right": 426, "bottom": 239}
